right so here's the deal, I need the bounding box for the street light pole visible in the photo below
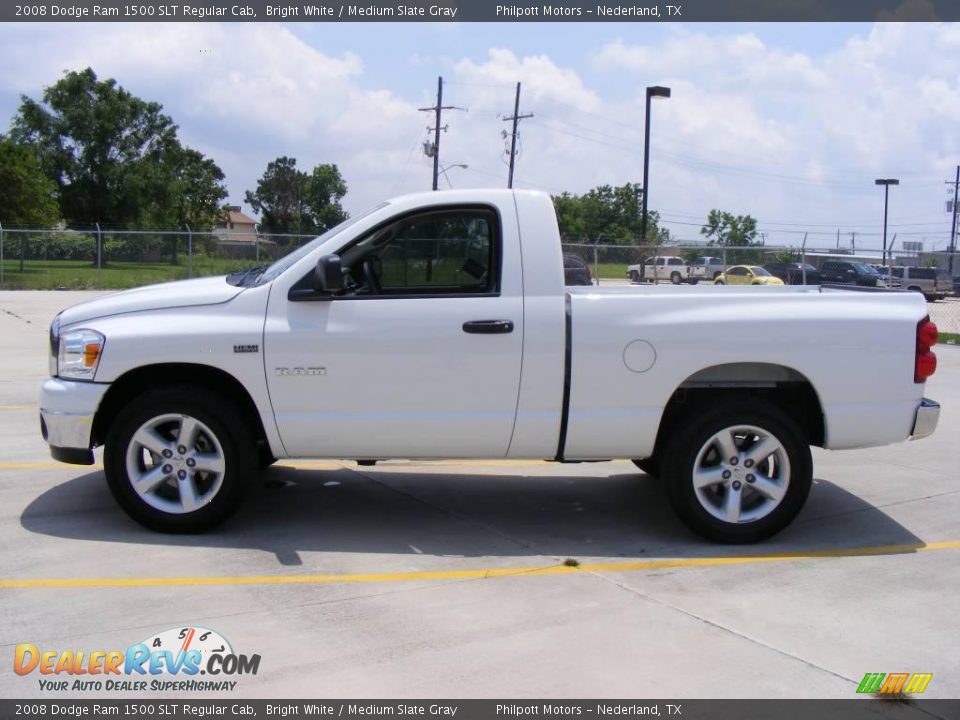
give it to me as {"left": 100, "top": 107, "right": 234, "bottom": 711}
{"left": 438, "top": 163, "right": 468, "bottom": 189}
{"left": 875, "top": 178, "right": 899, "bottom": 268}
{"left": 641, "top": 86, "right": 671, "bottom": 245}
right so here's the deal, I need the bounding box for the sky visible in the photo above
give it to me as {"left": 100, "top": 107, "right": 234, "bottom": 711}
{"left": 0, "top": 20, "right": 959, "bottom": 250}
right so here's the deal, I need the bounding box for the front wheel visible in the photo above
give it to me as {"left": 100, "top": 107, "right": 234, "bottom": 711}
{"left": 714, "top": 279, "right": 725, "bottom": 285}
{"left": 670, "top": 271, "right": 682, "bottom": 285}
{"left": 104, "top": 387, "right": 256, "bottom": 533}
{"left": 660, "top": 400, "right": 812, "bottom": 543}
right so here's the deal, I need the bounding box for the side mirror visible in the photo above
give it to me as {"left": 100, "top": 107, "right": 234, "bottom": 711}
{"left": 314, "top": 254, "right": 343, "bottom": 293}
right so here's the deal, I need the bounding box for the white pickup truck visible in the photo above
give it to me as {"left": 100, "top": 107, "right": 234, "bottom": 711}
{"left": 40, "top": 189, "right": 941, "bottom": 543}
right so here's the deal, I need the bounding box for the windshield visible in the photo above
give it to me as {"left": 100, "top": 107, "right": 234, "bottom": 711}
{"left": 255, "top": 203, "right": 387, "bottom": 285}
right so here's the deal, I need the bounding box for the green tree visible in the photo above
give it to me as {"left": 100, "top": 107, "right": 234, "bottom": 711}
{"left": 244, "top": 156, "right": 307, "bottom": 237}
{"left": 700, "top": 209, "right": 759, "bottom": 247}
{"left": 10, "top": 68, "right": 227, "bottom": 238}
{"left": 245, "top": 157, "right": 348, "bottom": 238}
{"left": 304, "top": 163, "right": 348, "bottom": 232}
{"left": 0, "top": 136, "right": 59, "bottom": 226}
{"left": 552, "top": 192, "right": 586, "bottom": 242}
{"left": 0, "top": 136, "right": 61, "bottom": 271}
{"left": 552, "top": 182, "right": 668, "bottom": 244}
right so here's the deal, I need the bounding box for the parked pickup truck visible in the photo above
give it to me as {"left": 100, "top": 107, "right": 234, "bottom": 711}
{"left": 688, "top": 256, "right": 726, "bottom": 282}
{"left": 626, "top": 256, "right": 691, "bottom": 284}
{"left": 40, "top": 190, "right": 941, "bottom": 543}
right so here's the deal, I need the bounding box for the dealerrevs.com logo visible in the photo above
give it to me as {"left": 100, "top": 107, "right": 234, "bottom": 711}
{"left": 14, "top": 626, "right": 261, "bottom": 692}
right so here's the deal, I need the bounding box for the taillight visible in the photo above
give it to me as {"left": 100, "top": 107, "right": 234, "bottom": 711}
{"left": 915, "top": 318, "right": 938, "bottom": 383}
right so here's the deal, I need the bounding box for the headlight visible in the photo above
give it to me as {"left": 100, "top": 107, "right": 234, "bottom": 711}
{"left": 58, "top": 329, "right": 105, "bottom": 381}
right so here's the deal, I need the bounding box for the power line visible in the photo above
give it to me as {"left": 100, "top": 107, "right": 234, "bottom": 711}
{"left": 501, "top": 82, "right": 534, "bottom": 189}
{"left": 418, "top": 76, "right": 466, "bottom": 191}
{"left": 535, "top": 116, "right": 947, "bottom": 190}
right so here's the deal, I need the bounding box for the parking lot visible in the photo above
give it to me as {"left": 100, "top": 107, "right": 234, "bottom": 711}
{"left": 1, "top": 290, "right": 958, "bottom": 699}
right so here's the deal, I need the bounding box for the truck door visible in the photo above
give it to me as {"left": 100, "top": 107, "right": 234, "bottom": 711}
{"left": 264, "top": 205, "right": 524, "bottom": 459}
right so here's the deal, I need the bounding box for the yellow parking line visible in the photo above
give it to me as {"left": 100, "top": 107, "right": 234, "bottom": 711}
{"left": 2, "top": 539, "right": 957, "bottom": 590}
{"left": 0, "top": 404, "right": 35, "bottom": 411}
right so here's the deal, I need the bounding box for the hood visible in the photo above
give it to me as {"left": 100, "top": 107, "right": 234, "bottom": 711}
{"left": 57, "top": 276, "right": 245, "bottom": 326}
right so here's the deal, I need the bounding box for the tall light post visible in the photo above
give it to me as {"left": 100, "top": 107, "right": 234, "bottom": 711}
{"left": 438, "top": 163, "right": 468, "bottom": 189}
{"left": 641, "top": 85, "right": 671, "bottom": 245}
{"left": 875, "top": 178, "right": 899, "bottom": 268}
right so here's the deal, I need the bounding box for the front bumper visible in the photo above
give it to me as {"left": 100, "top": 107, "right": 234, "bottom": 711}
{"left": 39, "top": 378, "right": 109, "bottom": 465}
{"left": 910, "top": 398, "right": 940, "bottom": 440}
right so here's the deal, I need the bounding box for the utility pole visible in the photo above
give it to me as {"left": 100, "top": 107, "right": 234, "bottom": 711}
{"left": 502, "top": 82, "right": 533, "bottom": 189}
{"left": 948, "top": 165, "right": 959, "bottom": 274}
{"left": 418, "top": 76, "right": 464, "bottom": 191}
{"left": 850, "top": 231, "right": 856, "bottom": 254}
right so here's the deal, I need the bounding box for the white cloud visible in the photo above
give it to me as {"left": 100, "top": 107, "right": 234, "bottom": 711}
{"left": 0, "top": 23, "right": 423, "bottom": 215}
{"left": 1, "top": 22, "right": 959, "bottom": 250}
{"left": 455, "top": 48, "right": 602, "bottom": 112}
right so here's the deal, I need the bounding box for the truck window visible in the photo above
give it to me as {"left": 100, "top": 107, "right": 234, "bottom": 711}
{"left": 341, "top": 207, "right": 499, "bottom": 296}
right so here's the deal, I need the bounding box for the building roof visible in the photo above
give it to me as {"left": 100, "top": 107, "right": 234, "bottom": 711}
{"left": 223, "top": 206, "right": 258, "bottom": 226}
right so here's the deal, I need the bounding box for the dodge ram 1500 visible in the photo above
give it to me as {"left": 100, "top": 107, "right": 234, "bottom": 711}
{"left": 40, "top": 189, "right": 941, "bottom": 542}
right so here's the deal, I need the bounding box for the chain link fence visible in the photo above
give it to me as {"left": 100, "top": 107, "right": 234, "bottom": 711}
{"left": 0, "top": 227, "right": 956, "bottom": 339}
{"left": 0, "top": 227, "right": 310, "bottom": 291}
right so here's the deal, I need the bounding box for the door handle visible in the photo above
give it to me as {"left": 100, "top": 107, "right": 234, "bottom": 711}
{"left": 462, "top": 320, "right": 514, "bottom": 334}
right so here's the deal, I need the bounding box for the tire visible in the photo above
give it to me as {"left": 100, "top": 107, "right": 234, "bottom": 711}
{"left": 670, "top": 271, "right": 682, "bottom": 285}
{"left": 713, "top": 271, "right": 722, "bottom": 280}
{"left": 632, "top": 457, "right": 660, "bottom": 478}
{"left": 714, "top": 279, "right": 725, "bottom": 285}
{"left": 660, "top": 400, "right": 812, "bottom": 543}
{"left": 104, "top": 386, "right": 256, "bottom": 533}
{"left": 689, "top": 279, "right": 699, "bottom": 286}
{"left": 629, "top": 271, "right": 641, "bottom": 283}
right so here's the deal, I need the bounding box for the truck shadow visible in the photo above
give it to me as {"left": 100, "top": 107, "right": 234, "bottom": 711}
{"left": 20, "top": 463, "right": 924, "bottom": 567}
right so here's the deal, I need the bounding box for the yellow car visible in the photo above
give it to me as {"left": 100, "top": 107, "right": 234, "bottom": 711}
{"left": 714, "top": 265, "right": 785, "bottom": 286}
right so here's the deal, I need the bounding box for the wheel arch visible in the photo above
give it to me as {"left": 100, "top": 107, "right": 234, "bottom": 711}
{"left": 92, "top": 363, "right": 269, "bottom": 453}
{"left": 650, "top": 362, "right": 826, "bottom": 459}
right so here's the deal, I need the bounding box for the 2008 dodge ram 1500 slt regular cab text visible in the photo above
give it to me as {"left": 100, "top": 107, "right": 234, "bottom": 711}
{"left": 40, "top": 190, "right": 941, "bottom": 542}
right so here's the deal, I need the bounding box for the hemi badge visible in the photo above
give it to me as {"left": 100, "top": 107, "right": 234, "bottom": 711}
{"left": 233, "top": 344, "right": 259, "bottom": 353}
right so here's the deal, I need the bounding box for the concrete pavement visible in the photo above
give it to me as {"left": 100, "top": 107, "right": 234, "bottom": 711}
{"left": 0, "top": 290, "right": 957, "bottom": 699}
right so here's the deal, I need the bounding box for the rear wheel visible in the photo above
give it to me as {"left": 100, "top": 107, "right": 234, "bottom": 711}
{"left": 670, "top": 271, "right": 682, "bottom": 285}
{"left": 660, "top": 400, "right": 812, "bottom": 543}
{"left": 714, "top": 279, "right": 725, "bottom": 285}
{"left": 104, "top": 387, "right": 256, "bottom": 533}
{"left": 629, "top": 271, "right": 641, "bottom": 283}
